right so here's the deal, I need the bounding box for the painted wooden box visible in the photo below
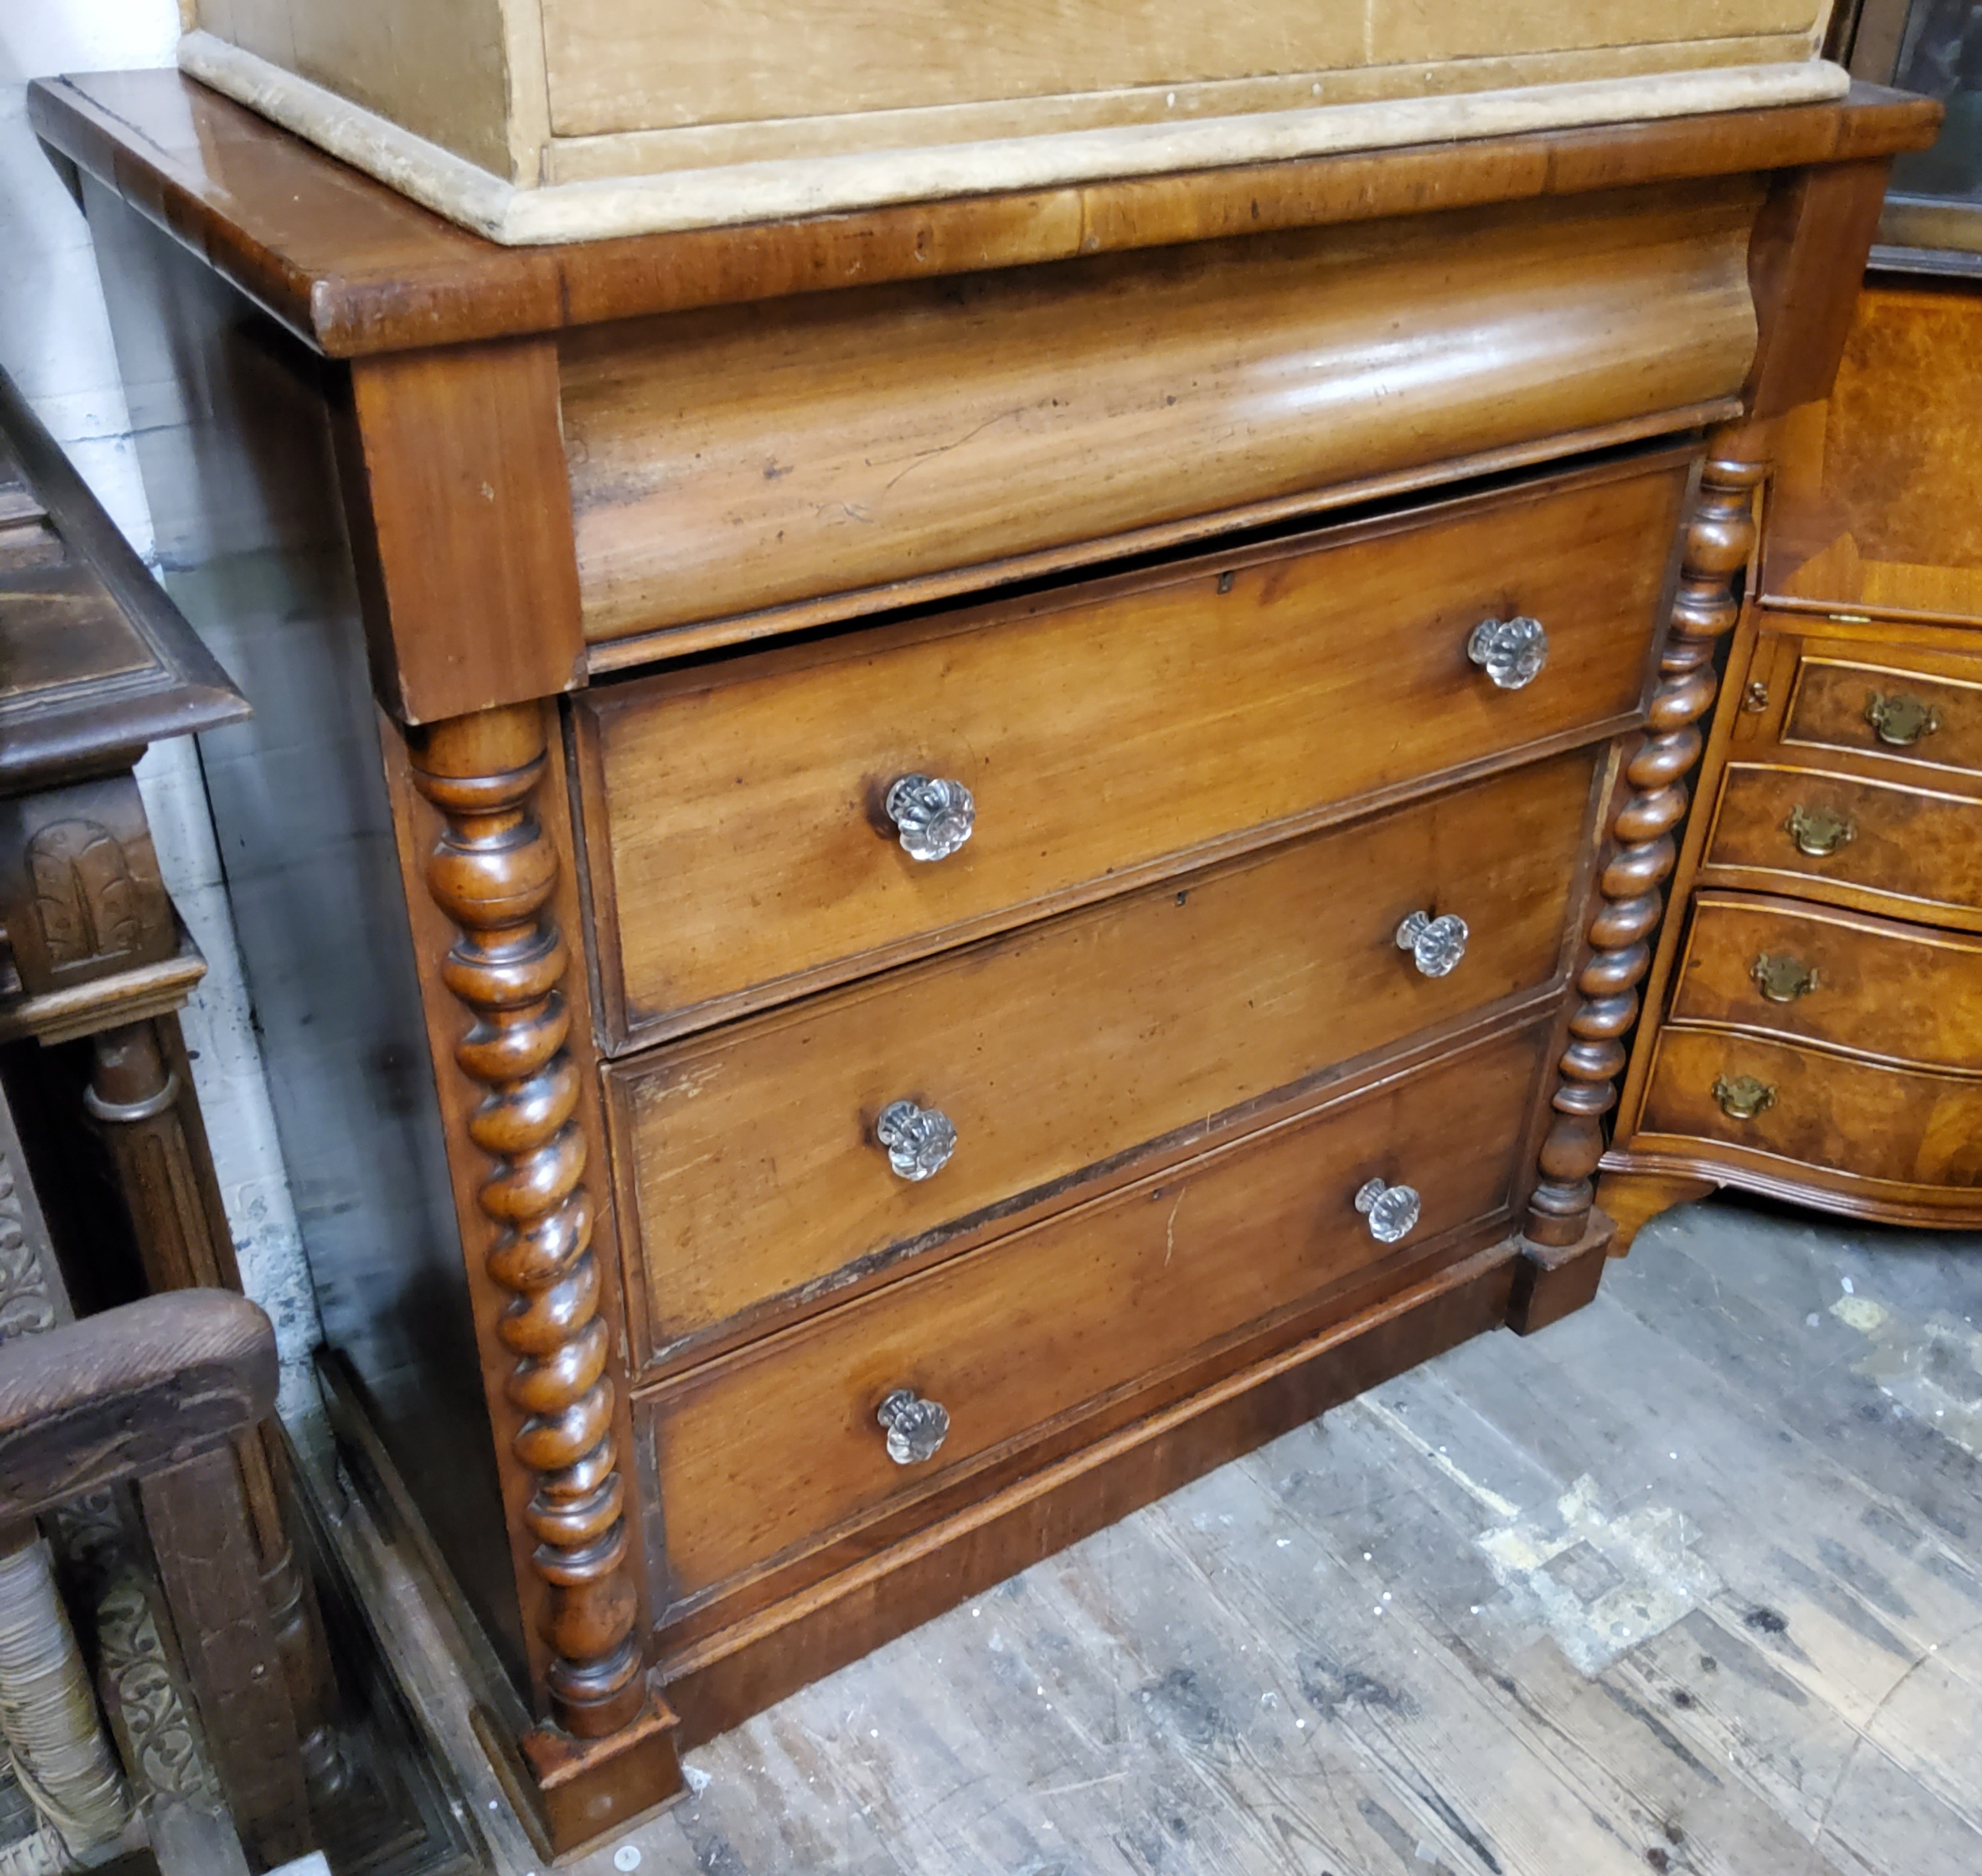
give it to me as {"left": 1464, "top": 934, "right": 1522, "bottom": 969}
{"left": 182, "top": 0, "right": 1841, "bottom": 241}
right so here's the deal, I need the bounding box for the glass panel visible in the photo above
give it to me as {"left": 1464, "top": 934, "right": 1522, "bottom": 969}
{"left": 1888, "top": 2, "right": 1982, "bottom": 203}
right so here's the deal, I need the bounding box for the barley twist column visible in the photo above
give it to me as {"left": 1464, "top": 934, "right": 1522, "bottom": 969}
{"left": 1525, "top": 423, "right": 1770, "bottom": 1246}
{"left": 408, "top": 705, "right": 643, "bottom": 1740}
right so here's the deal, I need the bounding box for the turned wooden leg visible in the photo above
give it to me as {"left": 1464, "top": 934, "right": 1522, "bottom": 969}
{"left": 1594, "top": 1169, "right": 1719, "bottom": 1258}
{"left": 407, "top": 703, "right": 683, "bottom": 1854}
{"left": 1524, "top": 424, "right": 1770, "bottom": 1252}
{"left": 84, "top": 1016, "right": 348, "bottom": 1802}
{"left": 407, "top": 706, "right": 646, "bottom": 1740}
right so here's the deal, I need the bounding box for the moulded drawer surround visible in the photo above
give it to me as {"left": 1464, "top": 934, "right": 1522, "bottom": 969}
{"left": 639, "top": 1020, "right": 1549, "bottom": 1612}
{"left": 608, "top": 750, "right": 1603, "bottom": 1369}
{"left": 576, "top": 457, "right": 1685, "bottom": 1043}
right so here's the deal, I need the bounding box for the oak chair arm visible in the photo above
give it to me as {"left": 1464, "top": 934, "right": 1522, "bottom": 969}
{"left": 0, "top": 1290, "right": 277, "bottom": 1523}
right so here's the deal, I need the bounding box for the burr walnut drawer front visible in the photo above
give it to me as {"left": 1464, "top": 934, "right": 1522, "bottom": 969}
{"left": 640, "top": 1022, "right": 1549, "bottom": 1608}
{"left": 576, "top": 457, "right": 1684, "bottom": 1045}
{"left": 1778, "top": 641, "right": 1982, "bottom": 778}
{"left": 1671, "top": 891, "right": 1982, "bottom": 1075}
{"left": 1701, "top": 764, "right": 1982, "bottom": 931}
{"left": 609, "top": 751, "right": 1598, "bottom": 1371}
{"left": 1638, "top": 1028, "right": 1982, "bottom": 1200}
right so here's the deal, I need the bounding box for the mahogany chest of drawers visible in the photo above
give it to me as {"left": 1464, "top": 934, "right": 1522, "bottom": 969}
{"left": 33, "top": 68, "right": 1934, "bottom": 1855}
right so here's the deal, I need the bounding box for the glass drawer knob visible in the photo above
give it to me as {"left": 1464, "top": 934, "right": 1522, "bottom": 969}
{"left": 1396, "top": 909, "right": 1470, "bottom": 978}
{"left": 885, "top": 774, "right": 975, "bottom": 862}
{"left": 876, "top": 1389, "right": 950, "bottom": 1465}
{"left": 875, "top": 1099, "right": 957, "bottom": 1181}
{"left": 1467, "top": 615, "right": 1548, "bottom": 690}
{"left": 1354, "top": 1177, "right": 1421, "bottom": 1245}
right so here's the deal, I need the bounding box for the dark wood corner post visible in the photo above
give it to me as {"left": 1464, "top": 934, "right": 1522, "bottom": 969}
{"left": 86, "top": 1018, "right": 350, "bottom": 1806}
{"left": 1511, "top": 427, "right": 1767, "bottom": 1325}
{"left": 406, "top": 706, "right": 645, "bottom": 1743}
{"left": 405, "top": 706, "right": 679, "bottom": 1853}
{"left": 1512, "top": 152, "right": 1910, "bottom": 1323}
{"left": 348, "top": 338, "right": 677, "bottom": 1850}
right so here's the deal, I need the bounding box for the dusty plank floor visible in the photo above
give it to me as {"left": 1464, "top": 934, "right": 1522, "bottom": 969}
{"left": 371, "top": 1198, "right": 1982, "bottom": 1876}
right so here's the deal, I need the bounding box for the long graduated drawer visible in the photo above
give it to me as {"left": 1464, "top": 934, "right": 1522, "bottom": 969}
{"left": 576, "top": 456, "right": 1682, "bottom": 1043}
{"left": 639, "top": 1020, "right": 1550, "bottom": 1614}
{"left": 608, "top": 751, "right": 1601, "bottom": 1372}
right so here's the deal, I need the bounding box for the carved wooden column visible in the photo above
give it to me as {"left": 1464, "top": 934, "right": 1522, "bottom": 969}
{"left": 1522, "top": 422, "right": 1770, "bottom": 1253}
{"left": 85, "top": 1018, "right": 348, "bottom": 1803}
{"left": 406, "top": 704, "right": 647, "bottom": 1744}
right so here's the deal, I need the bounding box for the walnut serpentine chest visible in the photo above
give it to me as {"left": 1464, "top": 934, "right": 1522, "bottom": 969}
{"left": 32, "top": 69, "right": 1936, "bottom": 1855}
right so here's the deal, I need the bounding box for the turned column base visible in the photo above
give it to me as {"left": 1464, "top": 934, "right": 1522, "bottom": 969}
{"left": 1507, "top": 1212, "right": 1617, "bottom": 1335}
{"left": 472, "top": 1695, "right": 683, "bottom": 1859}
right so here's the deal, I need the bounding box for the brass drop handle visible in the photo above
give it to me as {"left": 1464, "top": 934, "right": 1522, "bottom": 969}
{"left": 1751, "top": 953, "right": 1818, "bottom": 1005}
{"left": 876, "top": 1388, "right": 950, "bottom": 1465}
{"left": 1396, "top": 909, "right": 1469, "bottom": 978}
{"left": 1865, "top": 691, "right": 1941, "bottom": 748}
{"left": 1712, "top": 1074, "right": 1776, "bottom": 1122}
{"left": 1785, "top": 803, "right": 1854, "bottom": 859}
{"left": 1353, "top": 1177, "right": 1421, "bottom": 1245}
{"left": 884, "top": 774, "right": 975, "bottom": 862}
{"left": 1467, "top": 615, "right": 1548, "bottom": 691}
{"left": 875, "top": 1099, "right": 957, "bottom": 1181}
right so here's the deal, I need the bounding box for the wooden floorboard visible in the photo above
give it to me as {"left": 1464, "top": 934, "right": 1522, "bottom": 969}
{"left": 367, "top": 1196, "right": 1982, "bottom": 1875}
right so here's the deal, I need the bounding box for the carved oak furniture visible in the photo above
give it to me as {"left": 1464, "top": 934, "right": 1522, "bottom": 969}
{"left": 0, "top": 365, "right": 341, "bottom": 1853}
{"left": 33, "top": 67, "right": 1937, "bottom": 1855}
{"left": 0, "top": 1287, "right": 304, "bottom": 1868}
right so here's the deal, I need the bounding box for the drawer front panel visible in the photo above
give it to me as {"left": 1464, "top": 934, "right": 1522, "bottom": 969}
{"left": 1702, "top": 764, "right": 1982, "bottom": 928}
{"left": 611, "top": 752, "right": 1597, "bottom": 1365}
{"left": 641, "top": 1023, "right": 1546, "bottom": 1606}
{"left": 1640, "top": 1027, "right": 1982, "bottom": 1193}
{"left": 582, "top": 460, "right": 1681, "bottom": 1041}
{"left": 1673, "top": 891, "right": 1982, "bottom": 1075}
{"left": 561, "top": 193, "right": 1747, "bottom": 645}
{"left": 1783, "top": 648, "right": 1982, "bottom": 778}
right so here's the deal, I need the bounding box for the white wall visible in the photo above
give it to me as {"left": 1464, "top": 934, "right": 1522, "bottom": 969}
{"left": 1, "top": 10, "right": 323, "bottom": 1411}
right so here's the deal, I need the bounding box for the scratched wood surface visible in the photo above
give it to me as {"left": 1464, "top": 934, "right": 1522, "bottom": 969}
{"left": 330, "top": 1196, "right": 1982, "bottom": 1874}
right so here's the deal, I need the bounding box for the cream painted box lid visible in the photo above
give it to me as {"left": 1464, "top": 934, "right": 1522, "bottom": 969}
{"left": 182, "top": 0, "right": 1843, "bottom": 242}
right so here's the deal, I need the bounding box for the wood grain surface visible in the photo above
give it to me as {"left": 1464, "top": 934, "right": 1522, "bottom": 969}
{"left": 1764, "top": 278, "right": 1982, "bottom": 620}
{"left": 1672, "top": 888, "right": 1982, "bottom": 1074}
{"left": 193, "top": 0, "right": 518, "bottom": 175}
{"left": 1702, "top": 760, "right": 1982, "bottom": 929}
{"left": 559, "top": 189, "right": 1746, "bottom": 641}
{"left": 609, "top": 752, "right": 1599, "bottom": 1370}
{"left": 339, "top": 339, "right": 586, "bottom": 723}
{"left": 580, "top": 458, "right": 1682, "bottom": 1042}
{"left": 1640, "top": 1024, "right": 1982, "bottom": 1196}
{"left": 0, "top": 1290, "right": 275, "bottom": 1518}
{"left": 1781, "top": 639, "right": 1982, "bottom": 778}
{"left": 641, "top": 1023, "right": 1546, "bottom": 1610}
{"left": 25, "top": 72, "right": 1941, "bottom": 358}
